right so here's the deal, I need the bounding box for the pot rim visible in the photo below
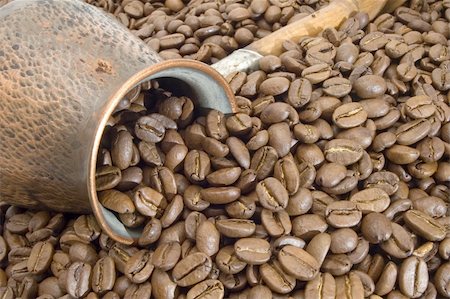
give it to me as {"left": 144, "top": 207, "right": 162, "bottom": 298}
{"left": 88, "top": 58, "right": 236, "bottom": 245}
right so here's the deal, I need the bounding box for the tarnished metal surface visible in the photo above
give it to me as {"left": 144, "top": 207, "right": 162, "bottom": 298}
{"left": 0, "top": 0, "right": 235, "bottom": 244}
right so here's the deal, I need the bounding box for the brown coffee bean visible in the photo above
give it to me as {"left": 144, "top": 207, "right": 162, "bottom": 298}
{"left": 293, "top": 214, "right": 328, "bottom": 241}
{"left": 386, "top": 144, "right": 420, "bottom": 164}
{"left": 399, "top": 256, "right": 428, "bottom": 298}
{"left": 66, "top": 262, "right": 92, "bottom": 298}
{"left": 324, "top": 139, "right": 363, "bottom": 166}
{"left": 216, "top": 246, "right": 246, "bottom": 275}
{"left": 353, "top": 75, "right": 387, "bottom": 98}
{"left": 98, "top": 189, "right": 135, "bottom": 214}
{"left": 322, "top": 254, "right": 352, "bottom": 276}
{"left": 316, "top": 163, "right": 347, "bottom": 188}
{"left": 361, "top": 213, "right": 392, "bottom": 244}
{"left": 96, "top": 166, "right": 122, "bottom": 191}
{"left": 138, "top": 218, "right": 162, "bottom": 246}
{"left": 260, "top": 259, "right": 296, "bottom": 294}
{"left": 335, "top": 272, "right": 365, "bottom": 299}
{"left": 259, "top": 77, "right": 290, "bottom": 96}
{"left": 305, "top": 272, "right": 335, "bottom": 299}
{"left": 268, "top": 122, "right": 291, "bottom": 157}
{"left": 216, "top": 219, "right": 255, "bottom": 238}
{"left": 325, "top": 200, "right": 362, "bottom": 228}
{"left": 111, "top": 130, "right": 134, "bottom": 170}
{"left": 234, "top": 238, "right": 271, "bottom": 265}
{"left": 133, "top": 186, "right": 165, "bottom": 217}
{"left": 152, "top": 241, "right": 181, "bottom": 271}
{"left": 261, "top": 209, "right": 291, "bottom": 237}
{"left": 92, "top": 256, "right": 116, "bottom": 294}
{"left": 196, "top": 220, "right": 220, "bottom": 256}
{"left": 287, "top": 78, "right": 312, "bottom": 108}
{"left": 278, "top": 245, "right": 319, "bottom": 281}
{"left": 184, "top": 150, "right": 211, "bottom": 183}
{"left": 27, "top": 242, "right": 54, "bottom": 274}
{"left": 332, "top": 102, "right": 368, "bottom": 128}
{"left": 186, "top": 279, "right": 224, "bottom": 299}
{"left": 201, "top": 187, "right": 241, "bottom": 204}
{"left": 404, "top": 210, "right": 446, "bottom": 241}
{"left": 172, "top": 252, "right": 212, "bottom": 286}
{"left": 350, "top": 188, "right": 390, "bottom": 213}
{"left": 227, "top": 137, "right": 251, "bottom": 169}
{"left": 395, "top": 119, "right": 431, "bottom": 146}
{"left": 256, "top": 177, "right": 289, "bottom": 211}
{"left": 330, "top": 228, "right": 358, "bottom": 254}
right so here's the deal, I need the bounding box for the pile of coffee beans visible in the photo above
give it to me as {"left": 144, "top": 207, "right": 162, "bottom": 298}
{"left": 1, "top": 0, "right": 450, "bottom": 298}
{"left": 85, "top": 0, "right": 330, "bottom": 62}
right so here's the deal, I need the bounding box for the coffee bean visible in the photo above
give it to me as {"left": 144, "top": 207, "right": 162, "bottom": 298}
{"left": 260, "top": 260, "right": 296, "bottom": 294}
{"left": 336, "top": 272, "right": 365, "bottom": 299}
{"left": 278, "top": 245, "right": 319, "bottom": 280}
{"left": 152, "top": 241, "right": 181, "bottom": 271}
{"left": 196, "top": 220, "right": 220, "bottom": 256}
{"left": 216, "top": 246, "right": 246, "bottom": 275}
{"left": 27, "top": 242, "right": 54, "bottom": 274}
{"left": 353, "top": 75, "right": 387, "bottom": 98}
{"left": 399, "top": 256, "right": 429, "bottom": 298}
{"left": 111, "top": 131, "right": 134, "bottom": 170}
{"left": 350, "top": 188, "right": 391, "bottom": 214}
{"left": 234, "top": 238, "right": 271, "bottom": 265}
{"left": 98, "top": 189, "right": 135, "bottom": 214}
{"left": 256, "top": 177, "right": 289, "bottom": 211}
{"left": 215, "top": 219, "right": 255, "bottom": 238}
{"left": 186, "top": 279, "right": 224, "bottom": 299}
{"left": 133, "top": 186, "right": 165, "bottom": 217}
{"left": 324, "top": 139, "right": 363, "bottom": 165}
{"left": 325, "top": 201, "right": 362, "bottom": 228}
{"left": 66, "top": 262, "right": 92, "bottom": 298}
{"left": 404, "top": 210, "right": 446, "bottom": 241}
{"left": 92, "top": 256, "right": 116, "bottom": 294}
{"left": 332, "top": 102, "right": 368, "bottom": 128}
{"left": 172, "top": 252, "right": 212, "bottom": 286}
{"left": 361, "top": 213, "right": 392, "bottom": 243}
{"left": 305, "top": 272, "right": 335, "bottom": 299}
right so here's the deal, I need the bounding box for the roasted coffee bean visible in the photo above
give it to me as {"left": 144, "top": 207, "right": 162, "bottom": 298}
{"left": 332, "top": 102, "right": 368, "bottom": 128}
{"left": 98, "top": 189, "right": 135, "bottom": 214}
{"left": 404, "top": 210, "right": 446, "bottom": 241}
{"left": 278, "top": 245, "right": 319, "bottom": 281}
{"left": 324, "top": 139, "right": 363, "bottom": 166}
{"left": 260, "top": 259, "right": 296, "bottom": 294}
{"left": 215, "top": 219, "right": 255, "bottom": 238}
{"left": 172, "top": 252, "right": 212, "bottom": 286}
{"left": 336, "top": 272, "right": 365, "bottom": 299}
{"left": 152, "top": 241, "right": 181, "bottom": 271}
{"left": 350, "top": 188, "right": 390, "bottom": 213}
{"left": 92, "top": 256, "right": 116, "bottom": 294}
{"left": 216, "top": 246, "right": 246, "bottom": 275}
{"left": 186, "top": 279, "right": 224, "bottom": 299}
{"left": 361, "top": 213, "right": 392, "bottom": 244}
{"left": 66, "top": 262, "right": 92, "bottom": 298}
{"left": 325, "top": 201, "right": 362, "bottom": 228}
{"left": 234, "top": 238, "right": 271, "bottom": 265}
{"left": 399, "top": 256, "right": 429, "bottom": 298}
{"left": 256, "top": 177, "right": 289, "bottom": 211}
{"left": 133, "top": 186, "right": 165, "bottom": 217}
{"left": 196, "top": 220, "right": 220, "bottom": 256}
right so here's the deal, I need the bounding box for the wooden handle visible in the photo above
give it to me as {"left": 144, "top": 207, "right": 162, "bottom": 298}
{"left": 245, "top": 0, "right": 388, "bottom": 56}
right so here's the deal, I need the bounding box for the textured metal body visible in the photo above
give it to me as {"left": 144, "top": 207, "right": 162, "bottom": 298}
{"left": 0, "top": 0, "right": 235, "bottom": 243}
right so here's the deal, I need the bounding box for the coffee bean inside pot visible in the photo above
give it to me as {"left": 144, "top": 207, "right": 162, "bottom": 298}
{"left": 2, "top": 0, "right": 450, "bottom": 297}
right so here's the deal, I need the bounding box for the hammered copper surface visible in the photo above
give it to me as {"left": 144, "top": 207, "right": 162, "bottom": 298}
{"left": 0, "top": 0, "right": 235, "bottom": 244}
